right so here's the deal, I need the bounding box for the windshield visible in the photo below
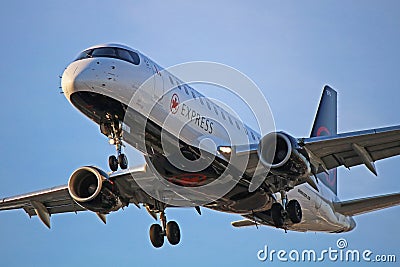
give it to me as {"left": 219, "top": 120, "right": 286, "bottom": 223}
{"left": 75, "top": 47, "right": 140, "bottom": 65}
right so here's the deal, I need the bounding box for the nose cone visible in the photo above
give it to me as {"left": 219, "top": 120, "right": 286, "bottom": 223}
{"left": 61, "top": 66, "right": 73, "bottom": 97}
{"left": 61, "top": 61, "right": 93, "bottom": 100}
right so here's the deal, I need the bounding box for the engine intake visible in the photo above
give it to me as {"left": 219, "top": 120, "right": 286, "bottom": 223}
{"left": 68, "top": 166, "right": 123, "bottom": 213}
{"left": 258, "top": 132, "right": 311, "bottom": 178}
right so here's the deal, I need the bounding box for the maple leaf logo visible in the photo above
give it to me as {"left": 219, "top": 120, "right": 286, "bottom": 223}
{"left": 170, "top": 94, "right": 180, "bottom": 114}
{"left": 171, "top": 98, "right": 179, "bottom": 109}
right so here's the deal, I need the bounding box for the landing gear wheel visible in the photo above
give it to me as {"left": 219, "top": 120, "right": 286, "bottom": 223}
{"left": 166, "top": 221, "right": 181, "bottom": 245}
{"left": 271, "top": 203, "right": 285, "bottom": 227}
{"left": 118, "top": 153, "right": 128, "bottom": 169}
{"left": 108, "top": 155, "right": 119, "bottom": 172}
{"left": 102, "top": 118, "right": 126, "bottom": 172}
{"left": 287, "top": 199, "right": 302, "bottom": 223}
{"left": 149, "top": 224, "right": 164, "bottom": 248}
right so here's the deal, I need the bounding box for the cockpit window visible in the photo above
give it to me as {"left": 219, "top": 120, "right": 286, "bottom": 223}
{"left": 75, "top": 50, "right": 93, "bottom": 60}
{"left": 117, "top": 49, "right": 134, "bottom": 63}
{"left": 92, "top": 47, "right": 117, "bottom": 57}
{"left": 74, "top": 47, "right": 140, "bottom": 65}
{"left": 128, "top": 51, "right": 140, "bottom": 65}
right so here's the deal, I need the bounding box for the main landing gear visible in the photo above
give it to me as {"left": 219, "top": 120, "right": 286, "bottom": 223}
{"left": 149, "top": 210, "right": 181, "bottom": 248}
{"left": 271, "top": 191, "right": 302, "bottom": 228}
{"left": 100, "top": 118, "right": 128, "bottom": 172}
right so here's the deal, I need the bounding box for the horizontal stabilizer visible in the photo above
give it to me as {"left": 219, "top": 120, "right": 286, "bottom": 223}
{"left": 333, "top": 192, "right": 400, "bottom": 216}
{"left": 231, "top": 219, "right": 257, "bottom": 228}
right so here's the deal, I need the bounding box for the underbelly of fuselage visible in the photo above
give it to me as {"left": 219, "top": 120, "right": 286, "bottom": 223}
{"left": 70, "top": 91, "right": 274, "bottom": 214}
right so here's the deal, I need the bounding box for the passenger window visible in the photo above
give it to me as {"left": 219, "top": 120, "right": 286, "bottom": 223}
{"left": 251, "top": 131, "right": 256, "bottom": 141}
{"left": 221, "top": 110, "right": 226, "bottom": 120}
{"left": 184, "top": 85, "right": 189, "bottom": 95}
{"left": 206, "top": 101, "right": 212, "bottom": 110}
{"left": 191, "top": 91, "right": 197, "bottom": 99}
{"left": 235, "top": 120, "right": 240, "bottom": 130}
{"left": 213, "top": 106, "right": 219, "bottom": 115}
{"left": 228, "top": 116, "right": 233, "bottom": 125}
{"left": 169, "top": 76, "right": 174, "bottom": 85}
{"left": 199, "top": 95, "right": 204, "bottom": 105}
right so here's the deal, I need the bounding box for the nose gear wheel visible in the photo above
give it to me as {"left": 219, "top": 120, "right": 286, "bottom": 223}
{"left": 100, "top": 117, "right": 129, "bottom": 171}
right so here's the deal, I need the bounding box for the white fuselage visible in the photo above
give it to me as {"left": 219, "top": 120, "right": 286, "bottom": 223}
{"left": 61, "top": 44, "right": 355, "bottom": 233}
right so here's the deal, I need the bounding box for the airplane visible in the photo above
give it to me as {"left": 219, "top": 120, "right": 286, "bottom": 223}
{"left": 1, "top": 43, "right": 400, "bottom": 248}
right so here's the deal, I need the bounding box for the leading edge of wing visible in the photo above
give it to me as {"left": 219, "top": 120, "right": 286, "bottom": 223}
{"left": 301, "top": 125, "right": 400, "bottom": 145}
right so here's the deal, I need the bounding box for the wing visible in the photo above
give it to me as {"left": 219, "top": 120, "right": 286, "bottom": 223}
{"left": 221, "top": 125, "right": 400, "bottom": 192}
{"left": 333, "top": 192, "right": 400, "bottom": 216}
{"left": 0, "top": 164, "right": 166, "bottom": 228}
{"left": 0, "top": 185, "right": 84, "bottom": 228}
{"left": 0, "top": 163, "right": 207, "bottom": 229}
{"left": 300, "top": 125, "right": 400, "bottom": 175}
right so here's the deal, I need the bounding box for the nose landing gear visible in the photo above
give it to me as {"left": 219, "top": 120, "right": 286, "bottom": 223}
{"left": 100, "top": 118, "right": 128, "bottom": 172}
{"left": 107, "top": 142, "right": 128, "bottom": 172}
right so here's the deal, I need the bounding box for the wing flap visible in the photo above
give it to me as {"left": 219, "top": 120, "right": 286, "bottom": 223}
{"left": 333, "top": 192, "right": 400, "bottom": 216}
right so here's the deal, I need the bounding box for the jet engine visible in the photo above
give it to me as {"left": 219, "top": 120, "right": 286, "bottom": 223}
{"left": 257, "top": 132, "right": 311, "bottom": 178}
{"left": 68, "top": 166, "right": 124, "bottom": 213}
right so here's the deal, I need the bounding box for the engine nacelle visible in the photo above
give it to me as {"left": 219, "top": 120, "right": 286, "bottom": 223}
{"left": 257, "top": 132, "right": 311, "bottom": 178}
{"left": 68, "top": 166, "right": 123, "bottom": 213}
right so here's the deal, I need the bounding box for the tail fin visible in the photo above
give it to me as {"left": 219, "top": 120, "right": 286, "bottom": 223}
{"left": 311, "top": 85, "right": 338, "bottom": 195}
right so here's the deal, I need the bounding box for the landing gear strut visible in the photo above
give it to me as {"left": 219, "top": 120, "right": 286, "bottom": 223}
{"left": 271, "top": 191, "right": 302, "bottom": 227}
{"left": 149, "top": 210, "right": 181, "bottom": 248}
{"left": 100, "top": 118, "right": 128, "bottom": 172}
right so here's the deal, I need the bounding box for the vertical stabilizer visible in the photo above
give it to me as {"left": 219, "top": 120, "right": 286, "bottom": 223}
{"left": 311, "top": 85, "right": 338, "bottom": 194}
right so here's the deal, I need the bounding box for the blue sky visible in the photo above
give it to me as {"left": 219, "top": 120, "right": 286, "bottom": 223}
{"left": 0, "top": 1, "right": 399, "bottom": 266}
